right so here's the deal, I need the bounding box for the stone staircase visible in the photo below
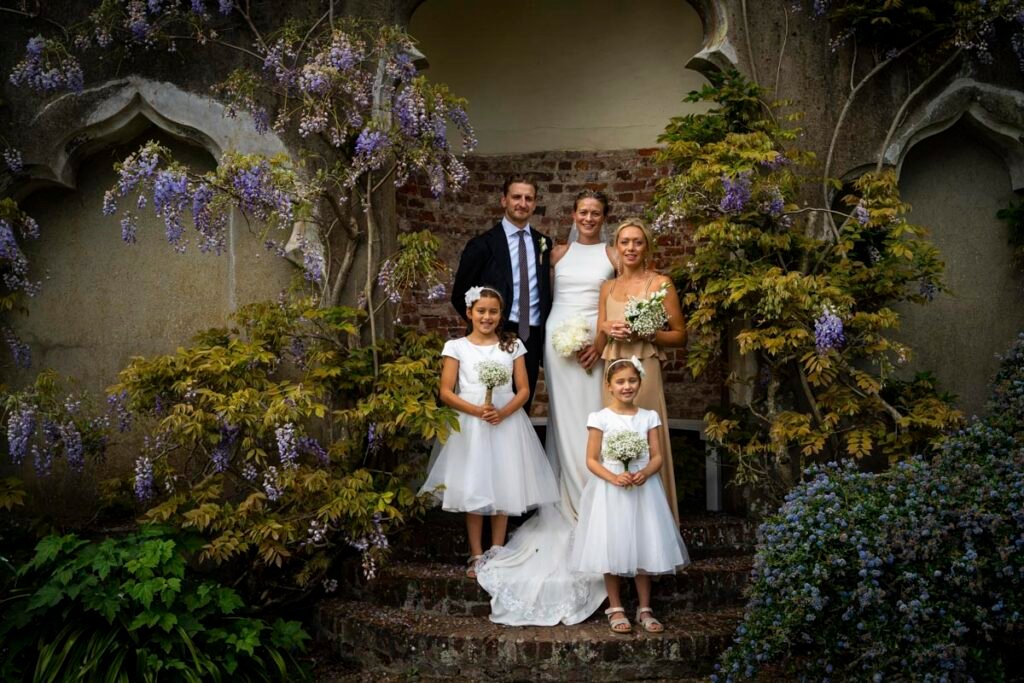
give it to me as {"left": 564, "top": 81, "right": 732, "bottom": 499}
{"left": 315, "top": 512, "right": 757, "bottom": 681}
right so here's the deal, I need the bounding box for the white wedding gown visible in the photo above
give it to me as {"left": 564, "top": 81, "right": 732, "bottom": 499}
{"left": 476, "top": 241, "right": 615, "bottom": 625}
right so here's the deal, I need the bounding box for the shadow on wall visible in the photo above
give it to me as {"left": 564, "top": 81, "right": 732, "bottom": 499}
{"left": 408, "top": 0, "right": 710, "bottom": 154}
{"left": 895, "top": 121, "right": 1024, "bottom": 416}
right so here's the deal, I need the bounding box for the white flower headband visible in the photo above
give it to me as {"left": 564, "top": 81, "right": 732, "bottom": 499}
{"left": 606, "top": 355, "right": 646, "bottom": 380}
{"left": 465, "top": 286, "right": 484, "bottom": 308}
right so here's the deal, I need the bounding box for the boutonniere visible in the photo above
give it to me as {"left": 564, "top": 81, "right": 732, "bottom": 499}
{"left": 538, "top": 238, "right": 549, "bottom": 258}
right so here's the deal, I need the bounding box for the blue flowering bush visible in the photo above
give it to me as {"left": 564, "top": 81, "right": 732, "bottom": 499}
{"left": 715, "top": 334, "right": 1024, "bottom": 682}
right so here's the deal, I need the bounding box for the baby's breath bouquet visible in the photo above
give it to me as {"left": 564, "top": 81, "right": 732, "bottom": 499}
{"left": 476, "top": 360, "right": 511, "bottom": 406}
{"left": 624, "top": 282, "right": 669, "bottom": 339}
{"left": 603, "top": 429, "right": 648, "bottom": 485}
{"left": 551, "top": 315, "right": 594, "bottom": 373}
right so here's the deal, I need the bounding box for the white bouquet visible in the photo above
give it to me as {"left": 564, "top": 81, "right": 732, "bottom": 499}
{"left": 624, "top": 283, "right": 669, "bottom": 339}
{"left": 602, "top": 429, "right": 648, "bottom": 482}
{"left": 476, "top": 360, "right": 511, "bottom": 406}
{"left": 551, "top": 315, "right": 594, "bottom": 373}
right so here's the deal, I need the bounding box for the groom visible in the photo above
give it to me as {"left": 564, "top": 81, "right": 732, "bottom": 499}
{"left": 451, "top": 175, "right": 552, "bottom": 413}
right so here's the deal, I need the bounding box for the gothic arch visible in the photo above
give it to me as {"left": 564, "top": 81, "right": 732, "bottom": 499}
{"left": 13, "top": 75, "right": 289, "bottom": 199}
{"left": 685, "top": 0, "right": 739, "bottom": 77}
{"left": 879, "top": 79, "right": 1024, "bottom": 191}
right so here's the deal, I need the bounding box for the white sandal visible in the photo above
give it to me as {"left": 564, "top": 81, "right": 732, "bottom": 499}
{"left": 466, "top": 555, "right": 483, "bottom": 578}
{"left": 636, "top": 607, "right": 664, "bottom": 633}
{"left": 605, "top": 606, "right": 632, "bottom": 634}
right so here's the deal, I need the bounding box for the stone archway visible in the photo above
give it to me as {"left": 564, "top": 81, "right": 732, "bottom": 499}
{"left": 7, "top": 77, "right": 296, "bottom": 394}
{"left": 895, "top": 120, "right": 1024, "bottom": 415}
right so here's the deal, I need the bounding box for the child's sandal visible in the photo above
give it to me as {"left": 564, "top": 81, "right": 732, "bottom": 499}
{"left": 636, "top": 607, "right": 664, "bottom": 633}
{"left": 466, "top": 555, "right": 483, "bottom": 579}
{"left": 605, "top": 607, "right": 632, "bottom": 634}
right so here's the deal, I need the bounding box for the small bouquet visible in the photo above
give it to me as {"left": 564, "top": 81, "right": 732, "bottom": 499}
{"left": 603, "top": 429, "right": 649, "bottom": 486}
{"left": 476, "top": 360, "right": 511, "bottom": 407}
{"left": 551, "top": 315, "right": 594, "bottom": 373}
{"left": 624, "top": 283, "right": 669, "bottom": 339}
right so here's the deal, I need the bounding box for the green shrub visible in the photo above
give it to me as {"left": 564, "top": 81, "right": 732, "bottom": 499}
{"left": 716, "top": 334, "right": 1024, "bottom": 681}
{"left": 113, "top": 295, "right": 455, "bottom": 599}
{"left": 0, "top": 526, "right": 309, "bottom": 682}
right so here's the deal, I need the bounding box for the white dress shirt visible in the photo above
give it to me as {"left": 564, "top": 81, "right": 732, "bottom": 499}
{"left": 502, "top": 217, "right": 541, "bottom": 327}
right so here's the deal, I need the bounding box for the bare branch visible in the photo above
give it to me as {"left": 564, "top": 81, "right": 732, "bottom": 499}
{"left": 822, "top": 29, "right": 943, "bottom": 209}
{"left": 773, "top": 4, "right": 789, "bottom": 98}
{"left": 741, "top": 0, "right": 760, "bottom": 87}
{"left": 875, "top": 48, "right": 963, "bottom": 173}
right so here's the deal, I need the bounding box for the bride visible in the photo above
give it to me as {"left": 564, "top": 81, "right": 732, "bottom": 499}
{"left": 476, "top": 190, "right": 616, "bottom": 625}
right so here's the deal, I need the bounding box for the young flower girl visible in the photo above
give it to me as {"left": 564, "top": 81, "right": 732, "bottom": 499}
{"left": 420, "top": 286, "right": 558, "bottom": 578}
{"left": 570, "top": 356, "right": 690, "bottom": 633}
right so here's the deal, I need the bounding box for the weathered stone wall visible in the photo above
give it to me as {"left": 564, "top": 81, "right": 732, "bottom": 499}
{"left": 396, "top": 148, "right": 723, "bottom": 420}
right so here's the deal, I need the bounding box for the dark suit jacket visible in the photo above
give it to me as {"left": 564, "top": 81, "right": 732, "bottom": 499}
{"left": 451, "top": 222, "right": 553, "bottom": 325}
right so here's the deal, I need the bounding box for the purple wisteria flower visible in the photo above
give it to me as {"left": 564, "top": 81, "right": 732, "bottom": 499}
{"left": 852, "top": 202, "right": 870, "bottom": 226}
{"left": 299, "top": 435, "right": 329, "bottom": 465}
{"left": 354, "top": 128, "right": 391, "bottom": 170}
{"left": 366, "top": 422, "right": 381, "bottom": 456}
{"left": 218, "top": 0, "right": 233, "bottom": 15}
{"left": 6, "top": 403, "right": 35, "bottom": 465}
{"left": 814, "top": 307, "right": 845, "bottom": 354}
{"left": 9, "top": 36, "right": 85, "bottom": 94}
{"left": 300, "top": 238, "right": 325, "bottom": 283}
{"left": 3, "top": 326, "right": 31, "bottom": 369}
{"left": 759, "top": 152, "right": 789, "bottom": 171}
{"left": 152, "top": 169, "right": 190, "bottom": 250}
{"left": 263, "top": 465, "right": 283, "bottom": 501}
{"left": 0, "top": 218, "right": 41, "bottom": 298}
{"left": 719, "top": 172, "right": 752, "bottom": 214}
{"left": 426, "top": 283, "right": 447, "bottom": 302}
{"left": 211, "top": 423, "right": 239, "bottom": 472}
{"left": 3, "top": 148, "right": 24, "bottom": 174}
{"left": 920, "top": 281, "right": 939, "bottom": 302}
{"left": 376, "top": 259, "right": 401, "bottom": 304}
{"left": 230, "top": 160, "right": 293, "bottom": 227}
{"left": 60, "top": 421, "right": 84, "bottom": 472}
{"left": 134, "top": 455, "right": 155, "bottom": 501}
{"left": 242, "top": 462, "right": 258, "bottom": 481}
{"left": 276, "top": 422, "right": 299, "bottom": 469}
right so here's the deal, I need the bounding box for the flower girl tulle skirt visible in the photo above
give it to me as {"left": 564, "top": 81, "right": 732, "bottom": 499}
{"left": 420, "top": 388, "right": 558, "bottom": 516}
{"left": 570, "top": 458, "right": 690, "bottom": 576}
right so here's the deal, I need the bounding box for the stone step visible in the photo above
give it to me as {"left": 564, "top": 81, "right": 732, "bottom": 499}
{"left": 396, "top": 512, "right": 758, "bottom": 564}
{"left": 316, "top": 598, "right": 742, "bottom": 681}
{"left": 365, "top": 556, "right": 752, "bottom": 617}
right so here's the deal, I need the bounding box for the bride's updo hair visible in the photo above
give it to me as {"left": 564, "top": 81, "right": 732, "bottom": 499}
{"left": 466, "top": 286, "right": 519, "bottom": 353}
{"left": 573, "top": 189, "right": 611, "bottom": 217}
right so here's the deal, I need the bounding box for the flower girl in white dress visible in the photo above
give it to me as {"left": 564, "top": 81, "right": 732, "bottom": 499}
{"left": 570, "top": 357, "right": 690, "bottom": 634}
{"left": 420, "top": 286, "right": 559, "bottom": 578}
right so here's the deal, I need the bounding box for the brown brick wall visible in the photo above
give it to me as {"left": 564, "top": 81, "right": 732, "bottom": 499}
{"left": 396, "top": 148, "right": 723, "bottom": 420}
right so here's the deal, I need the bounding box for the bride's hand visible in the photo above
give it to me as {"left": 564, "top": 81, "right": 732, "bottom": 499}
{"left": 576, "top": 344, "right": 600, "bottom": 369}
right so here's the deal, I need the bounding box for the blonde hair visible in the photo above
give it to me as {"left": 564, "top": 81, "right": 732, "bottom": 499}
{"left": 612, "top": 217, "right": 655, "bottom": 271}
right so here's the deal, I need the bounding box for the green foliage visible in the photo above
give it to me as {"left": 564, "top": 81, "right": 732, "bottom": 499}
{"left": 113, "top": 295, "right": 456, "bottom": 600}
{"left": 716, "top": 333, "right": 1024, "bottom": 682}
{"left": 658, "top": 69, "right": 768, "bottom": 149}
{"left": 996, "top": 197, "right": 1024, "bottom": 267}
{"left": 653, "top": 71, "right": 960, "bottom": 492}
{"left": 804, "top": 0, "right": 1024, "bottom": 59}
{"left": 0, "top": 527, "right": 309, "bottom": 682}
